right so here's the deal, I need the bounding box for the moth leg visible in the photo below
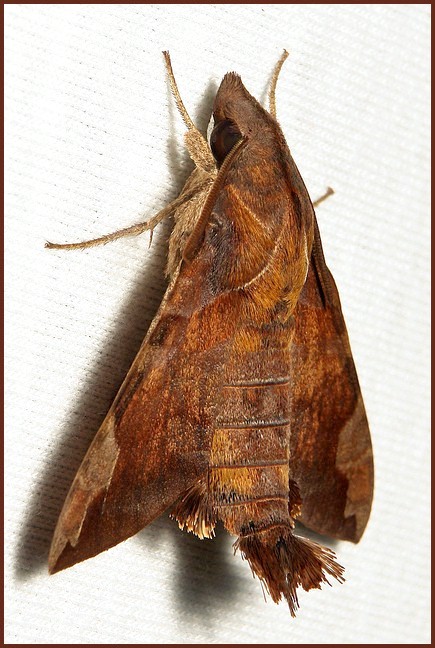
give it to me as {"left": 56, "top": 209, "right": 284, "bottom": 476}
{"left": 163, "top": 51, "right": 216, "bottom": 174}
{"left": 45, "top": 208, "right": 169, "bottom": 251}
{"left": 45, "top": 180, "right": 212, "bottom": 251}
{"left": 268, "top": 49, "right": 289, "bottom": 119}
{"left": 312, "top": 186, "right": 334, "bottom": 208}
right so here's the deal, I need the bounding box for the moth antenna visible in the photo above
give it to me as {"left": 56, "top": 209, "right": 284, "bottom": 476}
{"left": 163, "top": 51, "right": 215, "bottom": 173}
{"left": 268, "top": 49, "right": 289, "bottom": 119}
{"left": 163, "top": 51, "right": 196, "bottom": 132}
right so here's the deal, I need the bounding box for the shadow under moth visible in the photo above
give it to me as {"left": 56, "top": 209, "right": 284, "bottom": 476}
{"left": 47, "top": 51, "right": 374, "bottom": 616}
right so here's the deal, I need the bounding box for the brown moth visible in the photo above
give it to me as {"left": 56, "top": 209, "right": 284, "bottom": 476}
{"left": 47, "top": 51, "right": 374, "bottom": 616}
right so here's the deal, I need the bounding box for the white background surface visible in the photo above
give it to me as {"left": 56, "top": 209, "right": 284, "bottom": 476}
{"left": 5, "top": 4, "right": 430, "bottom": 644}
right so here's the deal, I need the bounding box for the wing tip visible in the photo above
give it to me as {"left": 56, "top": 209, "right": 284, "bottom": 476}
{"left": 48, "top": 533, "right": 72, "bottom": 575}
{"left": 48, "top": 535, "right": 96, "bottom": 575}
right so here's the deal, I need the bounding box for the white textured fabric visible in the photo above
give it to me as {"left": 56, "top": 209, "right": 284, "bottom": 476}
{"left": 5, "top": 5, "right": 430, "bottom": 644}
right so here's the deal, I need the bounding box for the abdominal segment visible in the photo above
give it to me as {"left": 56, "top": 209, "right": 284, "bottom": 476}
{"left": 209, "top": 421, "right": 292, "bottom": 537}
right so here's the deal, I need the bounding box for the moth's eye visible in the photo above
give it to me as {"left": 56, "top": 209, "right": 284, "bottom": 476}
{"left": 210, "top": 119, "right": 242, "bottom": 166}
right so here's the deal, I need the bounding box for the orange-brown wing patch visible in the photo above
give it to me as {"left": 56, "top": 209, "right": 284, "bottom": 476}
{"left": 289, "top": 217, "right": 374, "bottom": 543}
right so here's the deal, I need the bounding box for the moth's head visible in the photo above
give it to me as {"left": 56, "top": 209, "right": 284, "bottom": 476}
{"left": 210, "top": 73, "right": 275, "bottom": 167}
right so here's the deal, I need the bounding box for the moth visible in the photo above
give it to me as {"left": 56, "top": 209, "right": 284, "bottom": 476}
{"left": 47, "top": 51, "right": 374, "bottom": 616}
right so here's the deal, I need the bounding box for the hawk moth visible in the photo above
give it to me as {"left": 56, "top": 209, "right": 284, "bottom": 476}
{"left": 47, "top": 52, "right": 374, "bottom": 616}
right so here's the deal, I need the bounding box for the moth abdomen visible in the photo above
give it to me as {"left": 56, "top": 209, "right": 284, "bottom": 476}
{"left": 209, "top": 413, "right": 292, "bottom": 535}
{"left": 209, "top": 457, "right": 344, "bottom": 616}
{"left": 207, "top": 354, "right": 345, "bottom": 612}
{"left": 235, "top": 524, "right": 345, "bottom": 617}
